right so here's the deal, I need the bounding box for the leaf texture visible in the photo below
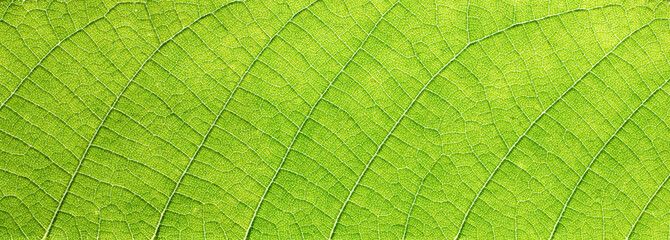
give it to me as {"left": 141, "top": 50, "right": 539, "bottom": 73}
{"left": 1, "top": 0, "right": 670, "bottom": 239}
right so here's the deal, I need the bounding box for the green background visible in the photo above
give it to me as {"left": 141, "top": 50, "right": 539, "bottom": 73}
{"left": 1, "top": 0, "right": 670, "bottom": 239}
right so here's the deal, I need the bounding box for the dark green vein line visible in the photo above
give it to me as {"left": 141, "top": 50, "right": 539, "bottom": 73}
{"left": 0, "top": 1, "right": 137, "bottom": 111}
{"left": 626, "top": 159, "right": 670, "bottom": 239}
{"left": 402, "top": 151, "right": 444, "bottom": 239}
{"left": 457, "top": 18, "right": 667, "bottom": 240}
{"left": 401, "top": 95, "right": 469, "bottom": 240}
{"left": 243, "top": 2, "right": 401, "bottom": 239}
{"left": 329, "top": 5, "right": 630, "bottom": 239}
{"left": 40, "top": 1, "right": 245, "bottom": 239}
{"left": 549, "top": 74, "right": 670, "bottom": 240}
{"left": 151, "top": 1, "right": 323, "bottom": 239}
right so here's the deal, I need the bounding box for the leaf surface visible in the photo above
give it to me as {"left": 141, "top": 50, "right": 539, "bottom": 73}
{"left": 1, "top": 0, "right": 670, "bottom": 239}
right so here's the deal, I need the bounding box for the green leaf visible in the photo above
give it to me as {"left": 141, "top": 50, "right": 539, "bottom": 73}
{"left": 1, "top": 0, "right": 670, "bottom": 239}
